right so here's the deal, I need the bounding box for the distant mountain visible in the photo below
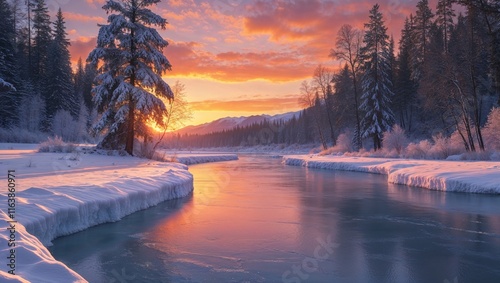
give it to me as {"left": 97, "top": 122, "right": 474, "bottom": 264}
{"left": 175, "top": 111, "right": 301, "bottom": 136}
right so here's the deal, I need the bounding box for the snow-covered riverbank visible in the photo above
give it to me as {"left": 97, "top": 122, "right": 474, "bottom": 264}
{"left": 284, "top": 155, "right": 500, "bottom": 194}
{"left": 162, "top": 152, "right": 239, "bottom": 165}
{"left": 0, "top": 144, "right": 237, "bottom": 282}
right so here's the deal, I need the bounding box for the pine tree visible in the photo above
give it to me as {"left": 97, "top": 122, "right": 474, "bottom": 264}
{"left": 88, "top": 0, "right": 174, "bottom": 155}
{"left": 436, "top": 0, "right": 456, "bottom": 53}
{"left": 411, "top": 0, "right": 434, "bottom": 79}
{"left": 46, "top": 8, "right": 76, "bottom": 122}
{"left": 0, "top": 0, "right": 20, "bottom": 127}
{"left": 331, "top": 64, "right": 355, "bottom": 130}
{"left": 82, "top": 62, "right": 97, "bottom": 112}
{"left": 360, "top": 4, "right": 395, "bottom": 150}
{"left": 394, "top": 17, "right": 418, "bottom": 132}
{"left": 32, "top": 0, "right": 51, "bottom": 86}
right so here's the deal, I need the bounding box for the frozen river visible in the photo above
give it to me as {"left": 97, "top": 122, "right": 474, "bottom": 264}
{"left": 49, "top": 156, "right": 500, "bottom": 282}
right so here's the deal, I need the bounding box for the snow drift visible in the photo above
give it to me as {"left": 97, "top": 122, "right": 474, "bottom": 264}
{"left": 0, "top": 145, "right": 239, "bottom": 282}
{"left": 284, "top": 155, "right": 500, "bottom": 194}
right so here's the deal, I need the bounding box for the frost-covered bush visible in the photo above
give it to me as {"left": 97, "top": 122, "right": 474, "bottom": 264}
{"left": 429, "top": 133, "right": 462, "bottom": 159}
{"left": 483, "top": 107, "right": 500, "bottom": 151}
{"left": 52, "top": 110, "right": 79, "bottom": 142}
{"left": 18, "top": 93, "right": 45, "bottom": 132}
{"left": 336, "top": 130, "right": 354, "bottom": 153}
{"left": 404, "top": 140, "right": 432, "bottom": 159}
{"left": 318, "top": 130, "right": 354, "bottom": 156}
{"left": 38, "top": 136, "right": 76, "bottom": 153}
{"left": 382, "top": 125, "right": 409, "bottom": 155}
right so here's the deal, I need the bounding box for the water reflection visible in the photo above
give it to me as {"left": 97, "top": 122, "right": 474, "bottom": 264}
{"left": 50, "top": 156, "right": 500, "bottom": 282}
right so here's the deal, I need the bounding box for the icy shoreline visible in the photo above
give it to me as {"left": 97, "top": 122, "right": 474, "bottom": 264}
{"left": 283, "top": 155, "right": 500, "bottom": 194}
{"left": 173, "top": 153, "right": 238, "bottom": 165}
{"left": 0, "top": 145, "right": 238, "bottom": 282}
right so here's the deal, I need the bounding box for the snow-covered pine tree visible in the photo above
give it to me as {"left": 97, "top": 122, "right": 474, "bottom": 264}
{"left": 360, "top": 4, "right": 395, "bottom": 150}
{"left": 47, "top": 8, "right": 77, "bottom": 123}
{"left": 0, "top": 0, "right": 20, "bottom": 127}
{"left": 88, "top": 0, "right": 174, "bottom": 155}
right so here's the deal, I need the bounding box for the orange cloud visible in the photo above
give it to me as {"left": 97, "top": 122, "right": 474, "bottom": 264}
{"left": 85, "top": 0, "right": 106, "bottom": 9}
{"left": 190, "top": 97, "right": 302, "bottom": 112}
{"left": 65, "top": 12, "right": 106, "bottom": 23}
{"left": 203, "top": 36, "right": 218, "bottom": 42}
{"left": 165, "top": 40, "right": 315, "bottom": 82}
{"left": 67, "top": 0, "right": 428, "bottom": 83}
{"left": 69, "top": 37, "right": 97, "bottom": 64}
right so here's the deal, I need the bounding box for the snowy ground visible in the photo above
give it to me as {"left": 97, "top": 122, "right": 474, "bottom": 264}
{"left": 0, "top": 143, "right": 237, "bottom": 282}
{"left": 284, "top": 155, "right": 500, "bottom": 194}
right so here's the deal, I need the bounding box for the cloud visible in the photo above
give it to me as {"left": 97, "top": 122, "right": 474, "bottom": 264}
{"left": 85, "top": 0, "right": 106, "bottom": 9}
{"left": 69, "top": 36, "right": 97, "bottom": 63}
{"left": 65, "top": 12, "right": 106, "bottom": 23}
{"left": 189, "top": 97, "right": 302, "bottom": 112}
{"left": 165, "top": 40, "right": 316, "bottom": 82}
{"left": 241, "top": 0, "right": 418, "bottom": 64}
{"left": 66, "top": 0, "right": 429, "bottom": 82}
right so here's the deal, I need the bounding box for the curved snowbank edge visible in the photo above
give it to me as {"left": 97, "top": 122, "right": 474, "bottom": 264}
{"left": 283, "top": 155, "right": 500, "bottom": 194}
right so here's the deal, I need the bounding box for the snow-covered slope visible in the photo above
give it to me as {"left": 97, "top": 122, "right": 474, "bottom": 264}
{"left": 284, "top": 155, "right": 500, "bottom": 194}
{"left": 0, "top": 144, "right": 237, "bottom": 282}
{"left": 176, "top": 111, "right": 300, "bottom": 135}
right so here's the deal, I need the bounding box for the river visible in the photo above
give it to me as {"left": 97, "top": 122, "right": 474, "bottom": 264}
{"left": 49, "top": 156, "right": 500, "bottom": 283}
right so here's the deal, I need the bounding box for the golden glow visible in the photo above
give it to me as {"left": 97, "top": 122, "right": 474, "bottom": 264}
{"left": 64, "top": 0, "right": 414, "bottom": 127}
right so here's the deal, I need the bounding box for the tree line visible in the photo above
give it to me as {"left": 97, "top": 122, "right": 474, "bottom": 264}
{"left": 0, "top": 0, "right": 98, "bottom": 141}
{"left": 0, "top": 0, "right": 177, "bottom": 156}
{"left": 175, "top": 0, "right": 500, "bottom": 152}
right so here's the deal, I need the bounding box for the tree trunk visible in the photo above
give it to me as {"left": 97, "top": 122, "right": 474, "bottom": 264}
{"left": 125, "top": 99, "right": 135, "bottom": 155}
{"left": 351, "top": 69, "right": 362, "bottom": 150}
{"left": 125, "top": 3, "right": 137, "bottom": 156}
{"left": 324, "top": 101, "right": 336, "bottom": 146}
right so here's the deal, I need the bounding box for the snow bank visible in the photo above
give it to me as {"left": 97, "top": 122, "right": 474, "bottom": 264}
{"left": 0, "top": 146, "right": 202, "bottom": 282}
{"left": 283, "top": 155, "right": 500, "bottom": 194}
{"left": 175, "top": 153, "right": 238, "bottom": 165}
{"left": 1, "top": 212, "right": 86, "bottom": 282}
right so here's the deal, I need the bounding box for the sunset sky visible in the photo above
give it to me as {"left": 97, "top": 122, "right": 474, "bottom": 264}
{"left": 53, "top": 0, "right": 433, "bottom": 126}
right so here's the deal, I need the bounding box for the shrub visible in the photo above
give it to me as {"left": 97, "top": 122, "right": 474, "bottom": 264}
{"left": 429, "top": 133, "right": 463, "bottom": 159}
{"left": 52, "top": 110, "right": 80, "bottom": 142}
{"left": 405, "top": 140, "right": 432, "bottom": 159}
{"left": 483, "top": 107, "right": 500, "bottom": 151}
{"left": 38, "top": 136, "right": 76, "bottom": 153}
{"left": 383, "top": 125, "right": 409, "bottom": 155}
{"left": 318, "top": 130, "right": 354, "bottom": 156}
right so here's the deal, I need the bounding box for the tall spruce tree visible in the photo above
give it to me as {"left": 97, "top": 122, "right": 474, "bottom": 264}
{"left": 0, "top": 0, "right": 20, "bottom": 127}
{"left": 32, "top": 0, "right": 51, "bottom": 86}
{"left": 436, "top": 0, "right": 456, "bottom": 53}
{"left": 46, "top": 8, "right": 76, "bottom": 121}
{"left": 88, "top": 0, "right": 174, "bottom": 155}
{"left": 360, "top": 4, "right": 395, "bottom": 150}
{"left": 411, "top": 0, "right": 434, "bottom": 80}
{"left": 394, "top": 18, "right": 418, "bottom": 132}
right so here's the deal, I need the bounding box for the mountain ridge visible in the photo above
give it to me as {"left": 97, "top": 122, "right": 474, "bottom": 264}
{"left": 174, "top": 111, "right": 301, "bottom": 136}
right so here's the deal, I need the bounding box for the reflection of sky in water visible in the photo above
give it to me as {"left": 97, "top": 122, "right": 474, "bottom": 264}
{"left": 50, "top": 156, "right": 500, "bottom": 283}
